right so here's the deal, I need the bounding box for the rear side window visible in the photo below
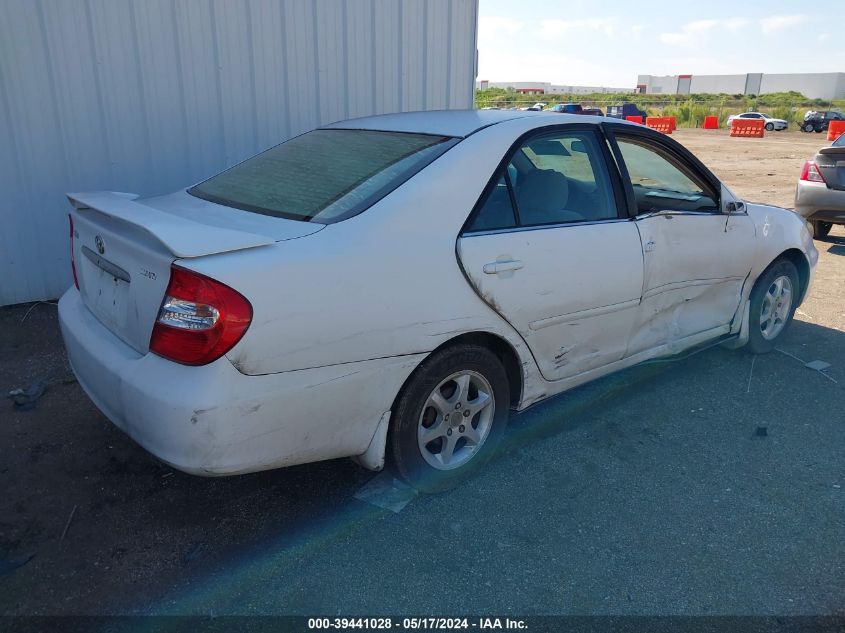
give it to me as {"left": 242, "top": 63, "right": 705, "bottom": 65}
{"left": 189, "top": 129, "right": 455, "bottom": 223}
{"left": 465, "top": 176, "right": 517, "bottom": 232}
{"left": 465, "top": 129, "right": 618, "bottom": 232}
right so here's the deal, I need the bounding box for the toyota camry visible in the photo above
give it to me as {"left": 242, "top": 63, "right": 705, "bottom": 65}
{"left": 59, "top": 110, "right": 817, "bottom": 491}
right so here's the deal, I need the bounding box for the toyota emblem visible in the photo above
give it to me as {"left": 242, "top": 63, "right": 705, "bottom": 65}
{"left": 95, "top": 235, "right": 105, "bottom": 255}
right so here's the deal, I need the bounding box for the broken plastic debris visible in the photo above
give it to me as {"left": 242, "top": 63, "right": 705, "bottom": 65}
{"left": 354, "top": 471, "right": 417, "bottom": 513}
{"left": 7, "top": 379, "right": 48, "bottom": 411}
{"left": 805, "top": 360, "right": 831, "bottom": 372}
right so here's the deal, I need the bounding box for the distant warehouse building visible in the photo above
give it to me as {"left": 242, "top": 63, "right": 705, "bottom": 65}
{"left": 477, "top": 80, "right": 635, "bottom": 95}
{"left": 636, "top": 72, "right": 845, "bottom": 100}
{"left": 0, "top": 0, "right": 479, "bottom": 306}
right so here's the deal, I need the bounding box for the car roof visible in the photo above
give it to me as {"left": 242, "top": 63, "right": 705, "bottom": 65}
{"left": 321, "top": 109, "right": 546, "bottom": 138}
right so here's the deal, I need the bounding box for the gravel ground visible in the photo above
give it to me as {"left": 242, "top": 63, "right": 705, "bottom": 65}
{"left": 0, "top": 129, "right": 843, "bottom": 616}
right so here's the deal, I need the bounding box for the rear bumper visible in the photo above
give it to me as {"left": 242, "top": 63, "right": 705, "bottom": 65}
{"left": 794, "top": 181, "right": 845, "bottom": 221}
{"left": 59, "top": 289, "right": 423, "bottom": 475}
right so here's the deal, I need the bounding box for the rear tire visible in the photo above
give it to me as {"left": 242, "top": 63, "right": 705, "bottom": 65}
{"left": 765, "top": 122, "right": 774, "bottom": 131}
{"left": 388, "top": 344, "right": 510, "bottom": 493}
{"left": 747, "top": 259, "right": 800, "bottom": 354}
{"left": 802, "top": 123, "right": 814, "bottom": 133}
{"left": 813, "top": 220, "right": 833, "bottom": 239}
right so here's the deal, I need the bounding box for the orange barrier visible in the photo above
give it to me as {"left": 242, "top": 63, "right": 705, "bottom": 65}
{"left": 828, "top": 120, "right": 845, "bottom": 141}
{"left": 645, "top": 116, "right": 673, "bottom": 134}
{"left": 625, "top": 115, "right": 643, "bottom": 124}
{"left": 703, "top": 115, "right": 719, "bottom": 129}
{"left": 667, "top": 116, "right": 677, "bottom": 131}
{"left": 730, "top": 118, "right": 765, "bottom": 138}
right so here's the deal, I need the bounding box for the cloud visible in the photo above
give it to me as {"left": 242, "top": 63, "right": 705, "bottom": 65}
{"left": 478, "top": 16, "right": 525, "bottom": 36}
{"left": 659, "top": 19, "right": 717, "bottom": 46}
{"left": 723, "top": 17, "right": 750, "bottom": 31}
{"left": 660, "top": 18, "right": 750, "bottom": 46}
{"left": 538, "top": 18, "right": 616, "bottom": 38}
{"left": 760, "top": 14, "right": 809, "bottom": 34}
{"left": 685, "top": 19, "right": 719, "bottom": 32}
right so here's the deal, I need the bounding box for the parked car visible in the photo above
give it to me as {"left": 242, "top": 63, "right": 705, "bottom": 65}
{"left": 795, "top": 132, "right": 845, "bottom": 238}
{"left": 606, "top": 103, "right": 647, "bottom": 120}
{"left": 801, "top": 110, "right": 845, "bottom": 133}
{"left": 727, "top": 111, "right": 788, "bottom": 131}
{"left": 581, "top": 107, "right": 604, "bottom": 116}
{"left": 548, "top": 103, "right": 583, "bottom": 114}
{"left": 526, "top": 102, "right": 547, "bottom": 111}
{"left": 60, "top": 110, "right": 817, "bottom": 492}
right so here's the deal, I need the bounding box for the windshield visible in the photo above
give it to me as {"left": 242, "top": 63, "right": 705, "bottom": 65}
{"left": 189, "top": 129, "right": 456, "bottom": 223}
{"left": 833, "top": 134, "right": 845, "bottom": 147}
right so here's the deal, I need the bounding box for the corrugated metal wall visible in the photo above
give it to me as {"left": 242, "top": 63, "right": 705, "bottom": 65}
{"left": 0, "top": 0, "right": 479, "bottom": 305}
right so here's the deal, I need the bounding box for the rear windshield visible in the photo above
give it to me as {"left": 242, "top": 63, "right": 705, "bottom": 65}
{"left": 188, "top": 129, "right": 456, "bottom": 223}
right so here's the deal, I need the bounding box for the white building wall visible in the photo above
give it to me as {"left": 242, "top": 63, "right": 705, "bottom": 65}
{"left": 639, "top": 72, "right": 845, "bottom": 99}
{"left": 0, "top": 0, "right": 479, "bottom": 306}
{"left": 638, "top": 75, "right": 679, "bottom": 94}
{"left": 759, "top": 73, "right": 845, "bottom": 100}
{"left": 479, "top": 81, "right": 634, "bottom": 94}
{"left": 689, "top": 74, "right": 747, "bottom": 95}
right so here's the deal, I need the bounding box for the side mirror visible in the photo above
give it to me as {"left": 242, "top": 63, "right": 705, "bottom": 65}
{"left": 725, "top": 200, "right": 745, "bottom": 214}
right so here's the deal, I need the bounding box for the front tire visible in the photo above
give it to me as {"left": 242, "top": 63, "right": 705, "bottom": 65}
{"left": 747, "top": 259, "right": 800, "bottom": 354}
{"left": 765, "top": 122, "right": 774, "bottom": 131}
{"left": 388, "top": 344, "right": 510, "bottom": 493}
{"left": 813, "top": 220, "right": 833, "bottom": 239}
{"left": 802, "top": 123, "right": 814, "bottom": 133}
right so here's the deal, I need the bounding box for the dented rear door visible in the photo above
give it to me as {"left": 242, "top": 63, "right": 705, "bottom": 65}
{"left": 458, "top": 223, "right": 644, "bottom": 382}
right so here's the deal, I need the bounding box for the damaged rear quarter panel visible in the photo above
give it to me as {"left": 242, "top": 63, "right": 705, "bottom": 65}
{"left": 183, "top": 128, "right": 542, "bottom": 386}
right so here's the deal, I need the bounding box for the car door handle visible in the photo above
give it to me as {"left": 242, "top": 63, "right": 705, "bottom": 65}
{"left": 483, "top": 260, "right": 524, "bottom": 274}
{"left": 644, "top": 240, "right": 656, "bottom": 252}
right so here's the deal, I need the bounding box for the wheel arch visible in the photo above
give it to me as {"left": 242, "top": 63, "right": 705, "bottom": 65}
{"left": 391, "top": 331, "right": 525, "bottom": 415}
{"left": 775, "top": 248, "right": 811, "bottom": 305}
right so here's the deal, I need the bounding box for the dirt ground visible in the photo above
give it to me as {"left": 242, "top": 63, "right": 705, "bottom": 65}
{"left": 1, "top": 129, "right": 843, "bottom": 617}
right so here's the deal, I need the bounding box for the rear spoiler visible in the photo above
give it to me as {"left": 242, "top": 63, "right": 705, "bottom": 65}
{"left": 819, "top": 146, "right": 845, "bottom": 156}
{"left": 67, "top": 192, "right": 275, "bottom": 258}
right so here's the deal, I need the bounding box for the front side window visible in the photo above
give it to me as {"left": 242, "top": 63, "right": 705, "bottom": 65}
{"left": 189, "top": 129, "right": 455, "bottom": 223}
{"left": 615, "top": 137, "right": 718, "bottom": 214}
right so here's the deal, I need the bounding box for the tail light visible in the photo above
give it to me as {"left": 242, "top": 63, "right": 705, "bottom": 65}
{"left": 800, "top": 160, "right": 826, "bottom": 183}
{"left": 68, "top": 214, "right": 79, "bottom": 290}
{"left": 149, "top": 266, "right": 252, "bottom": 366}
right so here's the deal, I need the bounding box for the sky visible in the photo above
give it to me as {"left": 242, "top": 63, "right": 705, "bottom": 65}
{"left": 477, "top": 0, "right": 844, "bottom": 88}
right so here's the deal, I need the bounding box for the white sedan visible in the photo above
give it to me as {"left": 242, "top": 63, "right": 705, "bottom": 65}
{"left": 59, "top": 110, "right": 817, "bottom": 492}
{"left": 727, "top": 111, "right": 788, "bottom": 131}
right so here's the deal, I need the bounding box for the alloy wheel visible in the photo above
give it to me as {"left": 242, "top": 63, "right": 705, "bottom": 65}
{"left": 417, "top": 370, "right": 495, "bottom": 470}
{"left": 760, "top": 275, "right": 793, "bottom": 340}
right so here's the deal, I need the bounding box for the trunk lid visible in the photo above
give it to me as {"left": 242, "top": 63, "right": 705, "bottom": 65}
{"left": 816, "top": 147, "right": 845, "bottom": 192}
{"left": 68, "top": 191, "right": 323, "bottom": 353}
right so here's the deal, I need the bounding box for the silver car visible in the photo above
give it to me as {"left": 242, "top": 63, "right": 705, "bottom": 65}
{"left": 795, "top": 133, "right": 845, "bottom": 238}
{"left": 727, "top": 111, "right": 788, "bottom": 131}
